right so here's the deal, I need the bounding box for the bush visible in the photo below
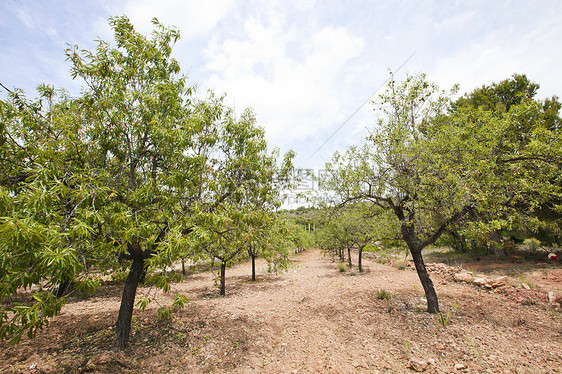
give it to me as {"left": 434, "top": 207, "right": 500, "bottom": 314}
{"left": 519, "top": 238, "right": 541, "bottom": 252}
{"left": 436, "top": 311, "right": 450, "bottom": 328}
{"left": 363, "top": 244, "right": 382, "bottom": 253}
{"left": 375, "top": 256, "right": 389, "bottom": 264}
{"left": 337, "top": 263, "right": 347, "bottom": 272}
{"left": 376, "top": 289, "right": 392, "bottom": 300}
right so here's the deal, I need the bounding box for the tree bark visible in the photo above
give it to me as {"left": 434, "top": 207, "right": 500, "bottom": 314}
{"left": 347, "top": 247, "right": 352, "bottom": 268}
{"left": 55, "top": 281, "right": 69, "bottom": 298}
{"left": 394, "top": 203, "right": 442, "bottom": 314}
{"left": 114, "top": 257, "right": 144, "bottom": 350}
{"left": 251, "top": 254, "right": 256, "bottom": 281}
{"left": 488, "top": 230, "right": 504, "bottom": 258}
{"left": 358, "top": 245, "right": 364, "bottom": 273}
{"left": 220, "top": 261, "right": 226, "bottom": 296}
{"left": 409, "top": 247, "right": 439, "bottom": 313}
{"left": 181, "top": 256, "right": 186, "bottom": 276}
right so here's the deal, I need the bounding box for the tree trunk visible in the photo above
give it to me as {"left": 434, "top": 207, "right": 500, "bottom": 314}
{"left": 488, "top": 230, "right": 504, "bottom": 258}
{"left": 115, "top": 257, "right": 144, "bottom": 350}
{"left": 409, "top": 246, "right": 439, "bottom": 313}
{"left": 55, "top": 281, "right": 69, "bottom": 298}
{"left": 358, "top": 246, "right": 364, "bottom": 273}
{"left": 347, "top": 247, "right": 352, "bottom": 268}
{"left": 181, "top": 256, "right": 186, "bottom": 276}
{"left": 220, "top": 261, "right": 226, "bottom": 296}
{"left": 139, "top": 266, "right": 147, "bottom": 284}
{"left": 251, "top": 254, "right": 256, "bottom": 281}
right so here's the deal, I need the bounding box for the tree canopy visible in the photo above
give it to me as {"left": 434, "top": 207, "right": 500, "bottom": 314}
{"left": 0, "top": 16, "right": 294, "bottom": 350}
{"left": 322, "top": 73, "right": 561, "bottom": 313}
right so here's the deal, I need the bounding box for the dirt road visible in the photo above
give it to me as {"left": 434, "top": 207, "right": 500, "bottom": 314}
{"left": 1, "top": 249, "right": 561, "bottom": 373}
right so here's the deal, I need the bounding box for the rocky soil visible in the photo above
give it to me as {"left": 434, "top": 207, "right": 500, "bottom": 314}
{"left": 1, "top": 248, "right": 561, "bottom": 373}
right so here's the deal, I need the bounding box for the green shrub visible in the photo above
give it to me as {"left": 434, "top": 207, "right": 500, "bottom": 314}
{"left": 363, "top": 244, "right": 382, "bottom": 253}
{"left": 520, "top": 238, "right": 541, "bottom": 252}
{"left": 337, "top": 263, "right": 347, "bottom": 272}
{"left": 436, "top": 311, "right": 450, "bottom": 328}
{"left": 522, "top": 296, "right": 538, "bottom": 305}
{"left": 518, "top": 276, "right": 537, "bottom": 289}
{"left": 375, "top": 256, "right": 389, "bottom": 264}
{"left": 376, "top": 289, "right": 392, "bottom": 300}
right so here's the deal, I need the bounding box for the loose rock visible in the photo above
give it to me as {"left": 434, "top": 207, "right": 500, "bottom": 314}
{"left": 454, "top": 362, "right": 467, "bottom": 371}
{"left": 547, "top": 291, "right": 556, "bottom": 305}
{"left": 408, "top": 357, "right": 430, "bottom": 372}
{"left": 453, "top": 270, "right": 474, "bottom": 283}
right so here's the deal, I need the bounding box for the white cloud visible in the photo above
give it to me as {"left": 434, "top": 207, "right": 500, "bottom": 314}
{"left": 121, "top": 0, "right": 236, "bottom": 38}
{"left": 202, "top": 16, "right": 365, "bottom": 145}
{"left": 433, "top": 11, "right": 476, "bottom": 31}
{"left": 16, "top": 8, "right": 34, "bottom": 29}
{"left": 3, "top": 0, "right": 560, "bottom": 170}
{"left": 430, "top": 15, "right": 562, "bottom": 99}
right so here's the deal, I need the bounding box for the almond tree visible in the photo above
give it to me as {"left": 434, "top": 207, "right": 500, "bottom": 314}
{"left": 323, "top": 73, "right": 561, "bottom": 313}
{"left": 1, "top": 85, "right": 98, "bottom": 343}
{"left": 192, "top": 105, "right": 295, "bottom": 293}
{"left": 1, "top": 16, "right": 229, "bottom": 350}
{"left": 64, "top": 16, "right": 220, "bottom": 349}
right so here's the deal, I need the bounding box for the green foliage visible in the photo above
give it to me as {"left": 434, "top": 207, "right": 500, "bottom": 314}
{"left": 452, "top": 74, "right": 562, "bottom": 248}
{"left": 337, "top": 263, "right": 347, "bottom": 272}
{"left": 518, "top": 276, "right": 537, "bottom": 289}
{"left": 0, "top": 15, "right": 294, "bottom": 346}
{"left": 522, "top": 296, "right": 539, "bottom": 306}
{"left": 0, "top": 85, "right": 102, "bottom": 341}
{"left": 321, "top": 72, "right": 562, "bottom": 313}
{"left": 136, "top": 296, "right": 152, "bottom": 311}
{"left": 172, "top": 294, "right": 189, "bottom": 309}
{"left": 520, "top": 238, "right": 542, "bottom": 252}
{"left": 111, "top": 270, "right": 129, "bottom": 282}
{"left": 285, "top": 219, "right": 315, "bottom": 252}
{"left": 402, "top": 340, "right": 411, "bottom": 359}
{"left": 158, "top": 307, "right": 173, "bottom": 320}
{"left": 436, "top": 310, "right": 451, "bottom": 328}
{"left": 376, "top": 289, "right": 392, "bottom": 300}
{"left": 363, "top": 244, "right": 381, "bottom": 253}
{"left": 315, "top": 203, "right": 392, "bottom": 264}
{"left": 0, "top": 292, "right": 65, "bottom": 344}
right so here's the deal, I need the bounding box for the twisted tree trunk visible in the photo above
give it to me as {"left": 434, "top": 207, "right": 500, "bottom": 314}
{"left": 409, "top": 247, "right": 439, "bottom": 313}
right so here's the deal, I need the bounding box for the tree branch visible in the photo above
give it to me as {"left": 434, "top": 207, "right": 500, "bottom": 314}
{"left": 420, "top": 205, "right": 472, "bottom": 249}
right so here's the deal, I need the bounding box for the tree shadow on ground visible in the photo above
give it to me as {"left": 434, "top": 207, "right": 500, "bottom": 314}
{"left": 0, "top": 302, "right": 267, "bottom": 373}
{"left": 193, "top": 273, "right": 286, "bottom": 299}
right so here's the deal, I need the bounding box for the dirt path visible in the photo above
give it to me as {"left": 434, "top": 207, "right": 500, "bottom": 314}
{"left": 1, "top": 249, "right": 561, "bottom": 373}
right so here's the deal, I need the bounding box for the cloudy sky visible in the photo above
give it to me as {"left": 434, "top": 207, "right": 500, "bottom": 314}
{"left": 1, "top": 0, "right": 561, "bottom": 175}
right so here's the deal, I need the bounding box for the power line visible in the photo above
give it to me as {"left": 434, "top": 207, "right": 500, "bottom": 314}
{"left": 0, "top": 82, "right": 13, "bottom": 93}
{"left": 308, "top": 50, "right": 417, "bottom": 161}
